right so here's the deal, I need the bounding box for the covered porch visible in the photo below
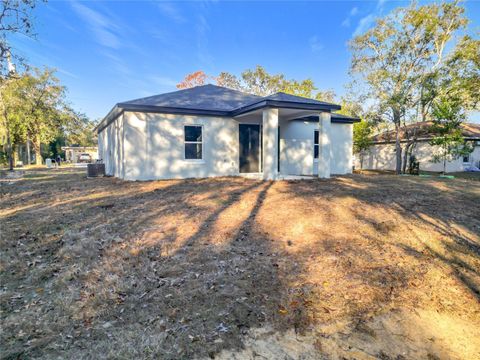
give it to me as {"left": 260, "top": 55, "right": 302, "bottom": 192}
{"left": 233, "top": 107, "right": 335, "bottom": 180}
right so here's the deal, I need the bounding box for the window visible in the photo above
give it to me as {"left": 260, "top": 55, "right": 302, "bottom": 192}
{"left": 184, "top": 125, "right": 203, "bottom": 160}
{"left": 463, "top": 154, "right": 471, "bottom": 163}
{"left": 314, "top": 130, "right": 319, "bottom": 159}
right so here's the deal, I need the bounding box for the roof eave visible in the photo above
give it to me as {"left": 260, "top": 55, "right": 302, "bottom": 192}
{"left": 293, "top": 115, "right": 360, "bottom": 124}
{"left": 331, "top": 117, "right": 361, "bottom": 123}
{"left": 97, "top": 99, "right": 344, "bottom": 133}
{"left": 95, "top": 105, "right": 123, "bottom": 133}
{"left": 117, "top": 103, "right": 230, "bottom": 117}
{"left": 231, "top": 99, "right": 341, "bottom": 116}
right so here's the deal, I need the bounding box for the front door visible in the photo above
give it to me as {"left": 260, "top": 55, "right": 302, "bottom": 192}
{"left": 239, "top": 124, "right": 261, "bottom": 173}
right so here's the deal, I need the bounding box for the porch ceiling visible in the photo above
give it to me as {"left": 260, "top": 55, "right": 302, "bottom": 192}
{"left": 233, "top": 108, "right": 322, "bottom": 122}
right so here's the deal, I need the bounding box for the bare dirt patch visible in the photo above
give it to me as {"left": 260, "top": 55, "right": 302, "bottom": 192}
{"left": 1, "top": 168, "right": 479, "bottom": 359}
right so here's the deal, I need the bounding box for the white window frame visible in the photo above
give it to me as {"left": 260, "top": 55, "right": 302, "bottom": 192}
{"left": 184, "top": 125, "right": 204, "bottom": 162}
{"left": 462, "top": 154, "right": 471, "bottom": 164}
{"left": 314, "top": 129, "right": 319, "bottom": 161}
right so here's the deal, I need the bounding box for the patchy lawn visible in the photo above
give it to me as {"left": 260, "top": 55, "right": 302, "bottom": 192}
{"left": 1, "top": 168, "right": 479, "bottom": 359}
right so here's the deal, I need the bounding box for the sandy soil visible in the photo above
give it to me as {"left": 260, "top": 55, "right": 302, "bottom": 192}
{"left": 1, "top": 168, "right": 479, "bottom": 359}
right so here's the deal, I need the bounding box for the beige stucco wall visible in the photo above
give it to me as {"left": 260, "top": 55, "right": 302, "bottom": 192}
{"left": 359, "top": 142, "right": 480, "bottom": 172}
{"left": 99, "top": 114, "right": 124, "bottom": 177}
{"left": 123, "top": 112, "right": 239, "bottom": 180}
{"left": 280, "top": 120, "right": 353, "bottom": 176}
{"left": 98, "top": 128, "right": 105, "bottom": 163}
{"left": 98, "top": 111, "right": 355, "bottom": 180}
{"left": 330, "top": 123, "right": 353, "bottom": 175}
{"left": 280, "top": 119, "right": 316, "bottom": 175}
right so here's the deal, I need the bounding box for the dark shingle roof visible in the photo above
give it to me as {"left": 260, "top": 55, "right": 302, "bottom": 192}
{"left": 120, "top": 84, "right": 262, "bottom": 112}
{"left": 118, "top": 85, "right": 341, "bottom": 114}
{"left": 97, "top": 84, "right": 353, "bottom": 132}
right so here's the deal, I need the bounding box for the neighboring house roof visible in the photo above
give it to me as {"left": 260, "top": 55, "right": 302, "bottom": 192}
{"left": 61, "top": 146, "right": 98, "bottom": 150}
{"left": 97, "top": 84, "right": 358, "bottom": 133}
{"left": 372, "top": 121, "right": 480, "bottom": 143}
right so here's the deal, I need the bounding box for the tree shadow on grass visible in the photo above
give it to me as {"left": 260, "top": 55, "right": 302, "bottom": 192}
{"left": 277, "top": 175, "right": 480, "bottom": 300}
{"left": 1, "top": 170, "right": 479, "bottom": 359}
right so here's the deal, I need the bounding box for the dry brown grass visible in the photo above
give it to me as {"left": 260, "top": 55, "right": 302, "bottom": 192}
{"left": 1, "top": 168, "right": 479, "bottom": 359}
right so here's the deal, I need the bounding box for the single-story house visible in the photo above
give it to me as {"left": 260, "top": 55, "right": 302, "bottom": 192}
{"left": 356, "top": 122, "right": 480, "bottom": 172}
{"left": 61, "top": 146, "right": 98, "bottom": 163}
{"left": 96, "top": 84, "right": 359, "bottom": 181}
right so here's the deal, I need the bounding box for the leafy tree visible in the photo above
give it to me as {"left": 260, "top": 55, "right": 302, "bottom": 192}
{"left": 337, "top": 98, "right": 364, "bottom": 119}
{"left": 179, "top": 66, "right": 335, "bottom": 100}
{"left": 46, "top": 133, "right": 65, "bottom": 160}
{"left": 353, "top": 120, "right": 373, "bottom": 170}
{"left": 18, "top": 68, "right": 66, "bottom": 164}
{"left": 0, "top": 68, "right": 86, "bottom": 167}
{"left": 0, "top": 75, "right": 24, "bottom": 169}
{"left": 429, "top": 98, "right": 473, "bottom": 174}
{"left": 217, "top": 71, "right": 242, "bottom": 90}
{"left": 217, "top": 65, "right": 324, "bottom": 98}
{"left": 349, "top": 0, "right": 470, "bottom": 174}
{"left": 176, "top": 70, "right": 209, "bottom": 89}
{"left": 61, "top": 108, "right": 98, "bottom": 147}
{"left": 315, "top": 90, "right": 336, "bottom": 103}
{"left": 439, "top": 35, "right": 480, "bottom": 112}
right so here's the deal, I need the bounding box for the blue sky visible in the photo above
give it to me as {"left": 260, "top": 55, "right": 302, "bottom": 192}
{"left": 12, "top": 0, "right": 480, "bottom": 121}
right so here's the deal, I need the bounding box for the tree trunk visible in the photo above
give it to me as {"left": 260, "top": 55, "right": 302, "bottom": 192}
{"left": 394, "top": 114, "right": 402, "bottom": 175}
{"left": 3, "top": 110, "right": 14, "bottom": 171}
{"left": 26, "top": 136, "right": 31, "bottom": 165}
{"left": 34, "top": 137, "right": 42, "bottom": 165}
{"left": 402, "top": 143, "right": 409, "bottom": 174}
{"left": 6, "top": 124, "right": 14, "bottom": 171}
{"left": 443, "top": 144, "right": 447, "bottom": 175}
{"left": 402, "top": 141, "right": 414, "bottom": 174}
{"left": 360, "top": 152, "right": 364, "bottom": 170}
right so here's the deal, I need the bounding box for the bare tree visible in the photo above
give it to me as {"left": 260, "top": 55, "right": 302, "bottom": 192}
{"left": 0, "top": 0, "right": 42, "bottom": 77}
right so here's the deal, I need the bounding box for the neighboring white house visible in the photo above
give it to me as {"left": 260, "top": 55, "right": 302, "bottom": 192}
{"left": 95, "top": 85, "right": 359, "bottom": 181}
{"left": 61, "top": 146, "right": 98, "bottom": 163}
{"left": 356, "top": 122, "right": 480, "bottom": 172}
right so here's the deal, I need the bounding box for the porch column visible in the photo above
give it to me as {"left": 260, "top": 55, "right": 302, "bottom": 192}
{"left": 318, "top": 112, "right": 331, "bottom": 178}
{"left": 262, "top": 108, "right": 279, "bottom": 180}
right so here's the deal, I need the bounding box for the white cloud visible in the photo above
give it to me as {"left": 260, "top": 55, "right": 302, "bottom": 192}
{"left": 342, "top": 6, "right": 359, "bottom": 28}
{"left": 196, "top": 13, "right": 213, "bottom": 65}
{"left": 100, "top": 50, "right": 131, "bottom": 76}
{"left": 353, "top": 14, "right": 376, "bottom": 37}
{"left": 70, "top": 2, "right": 121, "bottom": 49}
{"left": 350, "top": 0, "right": 386, "bottom": 38}
{"left": 57, "top": 68, "right": 78, "bottom": 79}
{"left": 157, "top": 2, "right": 186, "bottom": 23}
{"left": 377, "top": 0, "right": 386, "bottom": 9}
{"left": 309, "top": 36, "right": 324, "bottom": 53}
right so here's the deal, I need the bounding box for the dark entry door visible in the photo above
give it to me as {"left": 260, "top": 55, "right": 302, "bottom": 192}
{"left": 239, "top": 124, "right": 261, "bottom": 173}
